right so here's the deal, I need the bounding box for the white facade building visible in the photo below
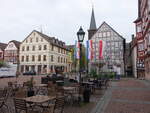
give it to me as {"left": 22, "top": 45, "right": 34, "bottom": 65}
{"left": 19, "top": 30, "right": 71, "bottom": 74}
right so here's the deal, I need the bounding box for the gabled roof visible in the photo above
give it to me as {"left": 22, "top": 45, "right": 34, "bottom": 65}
{"left": 22, "top": 30, "right": 69, "bottom": 50}
{"left": 0, "top": 42, "right": 7, "bottom": 50}
{"left": 9, "top": 40, "right": 21, "bottom": 49}
{"left": 134, "top": 17, "right": 142, "bottom": 23}
{"left": 93, "top": 21, "right": 125, "bottom": 40}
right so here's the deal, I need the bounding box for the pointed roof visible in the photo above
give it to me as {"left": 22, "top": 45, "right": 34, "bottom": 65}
{"left": 9, "top": 40, "right": 21, "bottom": 49}
{"left": 89, "top": 8, "right": 97, "bottom": 30}
{"left": 93, "top": 21, "right": 125, "bottom": 40}
{"left": 0, "top": 42, "right": 7, "bottom": 50}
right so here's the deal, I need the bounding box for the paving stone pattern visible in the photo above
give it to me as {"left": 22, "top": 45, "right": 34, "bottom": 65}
{"left": 103, "top": 78, "right": 150, "bottom": 113}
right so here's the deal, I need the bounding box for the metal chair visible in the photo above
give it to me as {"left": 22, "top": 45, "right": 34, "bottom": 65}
{"left": 0, "top": 88, "right": 9, "bottom": 113}
{"left": 53, "top": 96, "right": 65, "bottom": 113}
{"left": 15, "top": 88, "right": 27, "bottom": 98}
{"left": 13, "top": 98, "right": 37, "bottom": 113}
{"left": 40, "top": 96, "right": 65, "bottom": 113}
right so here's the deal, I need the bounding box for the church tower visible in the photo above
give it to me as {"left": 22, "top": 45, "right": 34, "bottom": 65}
{"left": 88, "top": 8, "right": 97, "bottom": 40}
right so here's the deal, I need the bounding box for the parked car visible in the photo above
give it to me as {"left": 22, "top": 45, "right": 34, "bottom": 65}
{"left": 23, "top": 71, "right": 36, "bottom": 75}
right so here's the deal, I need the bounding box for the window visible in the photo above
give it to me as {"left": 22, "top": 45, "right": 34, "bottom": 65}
{"left": 137, "top": 24, "right": 142, "bottom": 32}
{"left": 32, "top": 55, "right": 35, "bottom": 61}
{"left": 41, "top": 38, "right": 43, "bottom": 42}
{"left": 44, "top": 45, "right": 47, "bottom": 50}
{"left": 115, "top": 42, "right": 119, "bottom": 48}
{"left": 61, "top": 49, "right": 63, "bottom": 53}
{"left": 26, "top": 39, "right": 28, "bottom": 43}
{"left": 21, "top": 56, "right": 24, "bottom": 62}
{"left": 27, "top": 46, "right": 29, "bottom": 51}
{"left": 26, "top": 56, "right": 29, "bottom": 62}
{"left": 61, "top": 57, "right": 63, "bottom": 63}
{"left": 0, "top": 53, "right": 2, "bottom": 58}
{"left": 138, "top": 43, "right": 144, "bottom": 51}
{"left": 51, "top": 65, "right": 53, "bottom": 71}
{"left": 99, "top": 33, "right": 102, "bottom": 37}
{"left": 58, "top": 48, "right": 60, "bottom": 53}
{"left": 64, "top": 58, "right": 65, "bottom": 63}
{"left": 43, "top": 55, "right": 46, "bottom": 61}
{"left": 30, "top": 38, "right": 32, "bottom": 43}
{"left": 22, "top": 46, "right": 25, "bottom": 51}
{"left": 38, "top": 55, "right": 41, "bottom": 61}
{"left": 107, "top": 32, "right": 111, "bottom": 37}
{"left": 36, "top": 37, "right": 38, "bottom": 42}
{"left": 103, "top": 32, "right": 106, "bottom": 37}
{"left": 51, "top": 55, "right": 53, "bottom": 62}
{"left": 51, "top": 45, "right": 54, "bottom": 51}
{"left": 32, "top": 46, "right": 35, "bottom": 51}
{"left": 58, "top": 56, "right": 60, "bottom": 63}
{"left": 39, "top": 45, "right": 41, "bottom": 50}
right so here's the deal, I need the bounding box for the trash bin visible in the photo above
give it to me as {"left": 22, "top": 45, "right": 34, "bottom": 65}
{"left": 83, "top": 88, "right": 91, "bottom": 103}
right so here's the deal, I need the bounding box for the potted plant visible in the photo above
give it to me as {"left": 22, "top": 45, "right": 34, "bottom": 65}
{"left": 27, "top": 77, "right": 35, "bottom": 97}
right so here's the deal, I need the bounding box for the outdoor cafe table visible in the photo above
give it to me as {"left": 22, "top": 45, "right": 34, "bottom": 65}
{"left": 63, "top": 86, "right": 75, "bottom": 91}
{"left": 34, "top": 84, "right": 47, "bottom": 87}
{"left": 12, "top": 82, "right": 23, "bottom": 88}
{"left": 34, "top": 84, "right": 48, "bottom": 95}
{"left": 24, "top": 95, "right": 55, "bottom": 112}
{"left": 82, "top": 82, "right": 94, "bottom": 86}
{"left": 24, "top": 95, "right": 55, "bottom": 103}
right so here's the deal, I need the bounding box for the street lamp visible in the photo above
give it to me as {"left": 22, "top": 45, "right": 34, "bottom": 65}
{"left": 77, "top": 26, "right": 85, "bottom": 83}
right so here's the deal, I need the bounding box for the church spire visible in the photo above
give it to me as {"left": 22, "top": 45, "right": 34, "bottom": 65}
{"left": 88, "top": 7, "right": 97, "bottom": 40}
{"left": 89, "top": 7, "right": 97, "bottom": 30}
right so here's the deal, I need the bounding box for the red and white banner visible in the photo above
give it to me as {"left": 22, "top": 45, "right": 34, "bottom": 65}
{"left": 99, "top": 40, "right": 105, "bottom": 59}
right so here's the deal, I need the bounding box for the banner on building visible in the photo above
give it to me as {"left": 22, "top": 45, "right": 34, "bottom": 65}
{"left": 99, "top": 40, "right": 106, "bottom": 59}
{"left": 86, "top": 40, "right": 93, "bottom": 60}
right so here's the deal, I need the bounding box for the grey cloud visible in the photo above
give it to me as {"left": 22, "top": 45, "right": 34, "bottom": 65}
{"left": 0, "top": 0, "right": 137, "bottom": 44}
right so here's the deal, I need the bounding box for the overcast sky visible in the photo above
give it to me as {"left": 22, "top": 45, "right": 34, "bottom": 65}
{"left": 0, "top": 0, "right": 138, "bottom": 45}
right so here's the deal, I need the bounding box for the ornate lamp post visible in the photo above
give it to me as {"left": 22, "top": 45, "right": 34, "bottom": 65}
{"left": 77, "top": 26, "right": 85, "bottom": 83}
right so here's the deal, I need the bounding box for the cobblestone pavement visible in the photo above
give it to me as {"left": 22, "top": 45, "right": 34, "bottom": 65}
{"left": 102, "top": 78, "right": 150, "bottom": 113}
